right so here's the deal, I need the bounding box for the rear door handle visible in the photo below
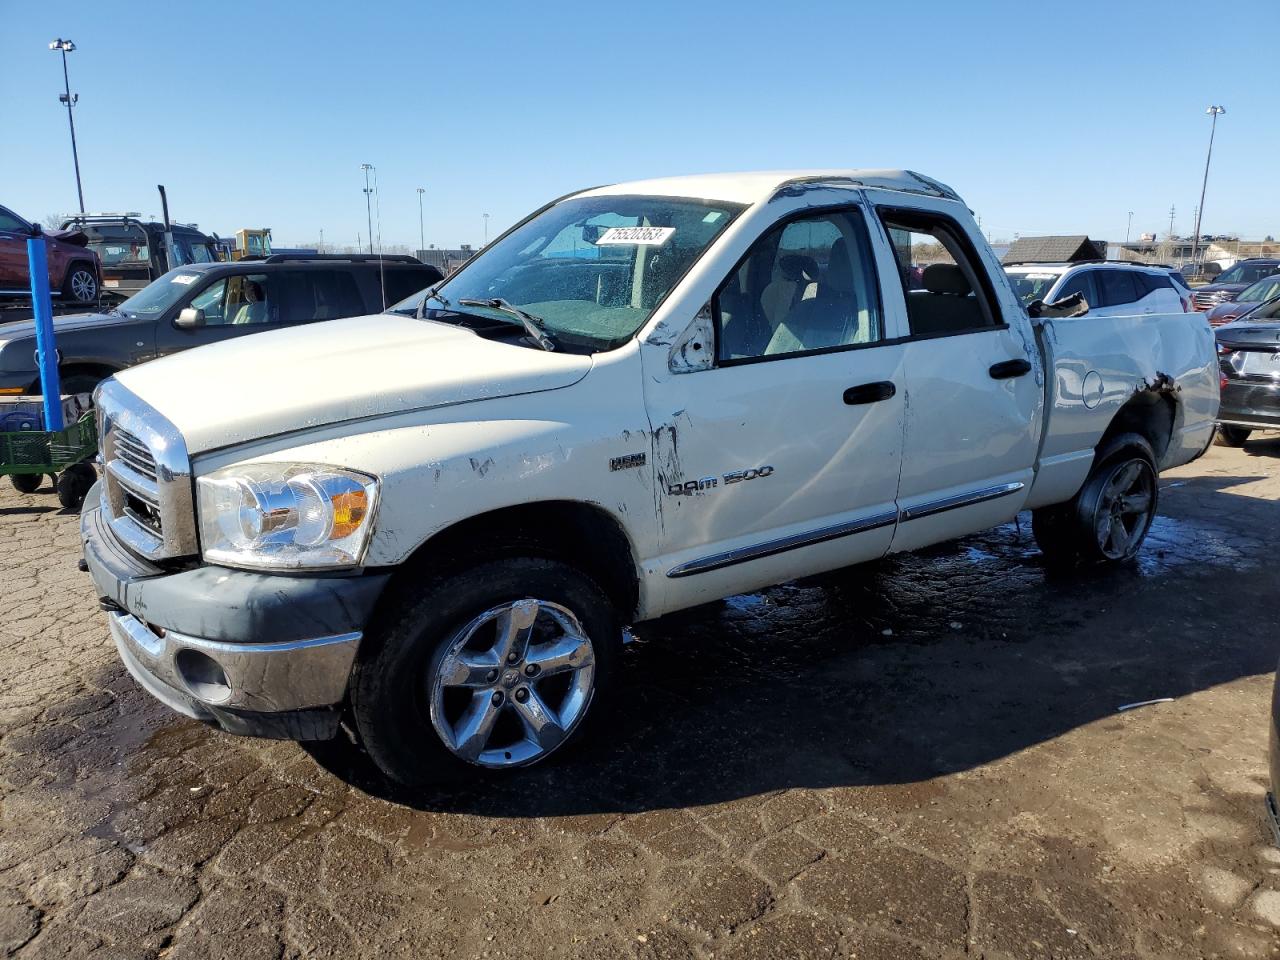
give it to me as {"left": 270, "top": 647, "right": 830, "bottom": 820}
{"left": 989, "top": 358, "right": 1031, "bottom": 380}
{"left": 843, "top": 381, "right": 896, "bottom": 405}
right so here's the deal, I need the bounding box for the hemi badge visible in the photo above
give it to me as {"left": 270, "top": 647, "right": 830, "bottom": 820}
{"left": 610, "top": 453, "right": 646, "bottom": 472}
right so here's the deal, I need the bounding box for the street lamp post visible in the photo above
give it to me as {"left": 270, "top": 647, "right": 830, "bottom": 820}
{"left": 1190, "top": 105, "right": 1226, "bottom": 271}
{"left": 416, "top": 187, "right": 425, "bottom": 255}
{"left": 1126, "top": 211, "right": 1134, "bottom": 244}
{"left": 360, "top": 164, "right": 375, "bottom": 255}
{"left": 483, "top": 212, "right": 490, "bottom": 245}
{"left": 48, "top": 39, "right": 85, "bottom": 214}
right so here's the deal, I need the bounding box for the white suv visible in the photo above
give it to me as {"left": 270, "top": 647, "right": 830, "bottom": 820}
{"left": 1004, "top": 262, "right": 1190, "bottom": 317}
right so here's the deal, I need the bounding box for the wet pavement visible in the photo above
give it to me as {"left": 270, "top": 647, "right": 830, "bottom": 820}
{"left": 1, "top": 440, "right": 1279, "bottom": 958}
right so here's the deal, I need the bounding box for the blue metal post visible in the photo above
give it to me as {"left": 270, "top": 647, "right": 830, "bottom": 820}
{"left": 27, "top": 236, "right": 64, "bottom": 431}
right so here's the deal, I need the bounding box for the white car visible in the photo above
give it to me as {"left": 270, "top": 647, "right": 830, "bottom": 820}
{"left": 81, "top": 169, "right": 1219, "bottom": 787}
{"left": 1004, "top": 261, "right": 1190, "bottom": 317}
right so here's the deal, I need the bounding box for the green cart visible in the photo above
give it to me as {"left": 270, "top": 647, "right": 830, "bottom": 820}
{"left": 1, "top": 410, "right": 99, "bottom": 509}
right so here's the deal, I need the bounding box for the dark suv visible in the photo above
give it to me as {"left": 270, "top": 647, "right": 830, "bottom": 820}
{"left": 0, "top": 255, "right": 443, "bottom": 395}
{"left": 1191, "top": 258, "right": 1280, "bottom": 312}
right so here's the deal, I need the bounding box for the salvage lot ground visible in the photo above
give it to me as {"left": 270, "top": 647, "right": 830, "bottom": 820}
{"left": 1, "top": 442, "right": 1279, "bottom": 959}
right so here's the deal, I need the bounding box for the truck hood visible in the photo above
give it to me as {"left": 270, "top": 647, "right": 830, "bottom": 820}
{"left": 0, "top": 309, "right": 133, "bottom": 338}
{"left": 114, "top": 313, "right": 593, "bottom": 454}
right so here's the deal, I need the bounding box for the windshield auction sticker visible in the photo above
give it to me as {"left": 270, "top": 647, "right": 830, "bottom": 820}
{"left": 170, "top": 274, "right": 198, "bottom": 285}
{"left": 596, "top": 226, "right": 675, "bottom": 246}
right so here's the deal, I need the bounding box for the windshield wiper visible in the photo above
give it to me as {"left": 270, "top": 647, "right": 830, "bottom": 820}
{"left": 414, "top": 286, "right": 451, "bottom": 319}
{"left": 458, "top": 298, "right": 556, "bottom": 352}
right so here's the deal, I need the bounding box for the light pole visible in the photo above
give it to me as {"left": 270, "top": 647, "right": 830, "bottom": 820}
{"left": 49, "top": 39, "right": 85, "bottom": 214}
{"left": 416, "top": 187, "right": 425, "bottom": 255}
{"left": 360, "top": 164, "right": 375, "bottom": 254}
{"left": 1125, "top": 211, "right": 1134, "bottom": 244}
{"left": 483, "top": 212, "right": 490, "bottom": 245}
{"left": 1190, "top": 105, "right": 1226, "bottom": 271}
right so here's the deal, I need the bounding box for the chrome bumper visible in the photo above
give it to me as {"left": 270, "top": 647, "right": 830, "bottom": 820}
{"left": 109, "top": 611, "right": 360, "bottom": 715}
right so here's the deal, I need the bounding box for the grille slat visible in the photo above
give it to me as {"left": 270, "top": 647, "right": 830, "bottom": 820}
{"left": 113, "top": 428, "right": 158, "bottom": 482}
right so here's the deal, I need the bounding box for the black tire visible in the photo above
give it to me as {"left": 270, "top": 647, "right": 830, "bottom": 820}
{"left": 9, "top": 474, "right": 41, "bottom": 494}
{"left": 56, "top": 463, "right": 96, "bottom": 510}
{"left": 1032, "top": 432, "right": 1159, "bottom": 567}
{"left": 62, "top": 263, "right": 98, "bottom": 304}
{"left": 350, "top": 556, "right": 621, "bottom": 788}
{"left": 60, "top": 374, "right": 105, "bottom": 397}
{"left": 1214, "top": 425, "right": 1251, "bottom": 447}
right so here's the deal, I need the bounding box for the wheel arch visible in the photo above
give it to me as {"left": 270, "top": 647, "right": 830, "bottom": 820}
{"left": 383, "top": 499, "right": 641, "bottom": 621}
{"left": 28, "top": 362, "right": 122, "bottom": 394}
{"left": 1097, "top": 385, "right": 1176, "bottom": 464}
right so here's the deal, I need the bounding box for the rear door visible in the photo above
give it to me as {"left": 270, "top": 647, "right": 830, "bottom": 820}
{"left": 867, "top": 197, "right": 1041, "bottom": 554}
{"left": 1093, "top": 269, "right": 1144, "bottom": 316}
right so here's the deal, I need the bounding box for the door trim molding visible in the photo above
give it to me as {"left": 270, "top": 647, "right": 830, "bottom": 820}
{"left": 898, "top": 481, "right": 1025, "bottom": 522}
{"left": 665, "top": 509, "right": 898, "bottom": 579}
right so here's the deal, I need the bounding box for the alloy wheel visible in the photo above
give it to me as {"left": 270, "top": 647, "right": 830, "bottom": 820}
{"left": 1092, "top": 458, "right": 1155, "bottom": 560}
{"left": 428, "top": 598, "right": 596, "bottom": 768}
{"left": 70, "top": 269, "right": 97, "bottom": 303}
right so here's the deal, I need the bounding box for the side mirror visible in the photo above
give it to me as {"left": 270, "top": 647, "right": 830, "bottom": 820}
{"left": 175, "top": 307, "right": 206, "bottom": 329}
{"left": 668, "top": 303, "right": 716, "bottom": 374}
{"left": 1028, "top": 292, "right": 1089, "bottom": 320}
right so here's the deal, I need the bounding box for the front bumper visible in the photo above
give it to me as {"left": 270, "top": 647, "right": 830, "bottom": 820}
{"left": 81, "top": 483, "right": 390, "bottom": 739}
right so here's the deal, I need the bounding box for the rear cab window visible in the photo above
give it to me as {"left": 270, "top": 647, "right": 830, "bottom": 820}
{"left": 877, "top": 209, "right": 1001, "bottom": 337}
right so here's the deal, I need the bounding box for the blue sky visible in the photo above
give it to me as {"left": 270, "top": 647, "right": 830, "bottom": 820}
{"left": 2, "top": 0, "right": 1275, "bottom": 250}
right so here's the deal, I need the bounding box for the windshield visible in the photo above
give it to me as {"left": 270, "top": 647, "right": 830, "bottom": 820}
{"left": 1238, "top": 276, "right": 1280, "bottom": 302}
{"left": 1005, "top": 271, "right": 1061, "bottom": 306}
{"left": 115, "top": 269, "right": 208, "bottom": 316}
{"left": 1217, "top": 262, "right": 1280, "bottom": 285}
{"left": 389, "top": 194, "right": 744, "bottom": 349}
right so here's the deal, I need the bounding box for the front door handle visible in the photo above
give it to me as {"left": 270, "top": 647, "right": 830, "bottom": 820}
{"left": 843, "top": 381, "right": 896, "bottom": 405}
{"left": 989, "top": 358, "right": 1031, "bottom": 380}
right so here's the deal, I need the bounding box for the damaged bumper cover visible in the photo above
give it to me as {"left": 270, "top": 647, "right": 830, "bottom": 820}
{"left": 81, "top": 483, "right": 389, "bottom": 740}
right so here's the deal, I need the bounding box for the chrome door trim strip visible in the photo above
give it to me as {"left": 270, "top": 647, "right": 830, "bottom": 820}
{"left": 898, "top": 481, "right": 1025, "bottom": 522}
{"left": 666, "top": 510, "right": 898, "bottom": 579}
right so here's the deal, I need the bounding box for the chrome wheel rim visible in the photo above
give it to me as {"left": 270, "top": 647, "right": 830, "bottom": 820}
{"left": 428, "top": 598, "right": 596, "bottom": 768}
{"left": 1093, "top": 458, "right": 1155, "bottom": 560}
{"left": 71, "top": 270, "right": 96, "bottom": 302}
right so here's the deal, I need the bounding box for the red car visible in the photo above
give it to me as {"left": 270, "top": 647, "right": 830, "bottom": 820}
{"left": 0, "top": 204, "right": 102, "bottom": 305}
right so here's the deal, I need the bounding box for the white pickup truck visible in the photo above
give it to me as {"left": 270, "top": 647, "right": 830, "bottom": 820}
{"left": 81, "top": 170, "right": 1218, "bottom": 786}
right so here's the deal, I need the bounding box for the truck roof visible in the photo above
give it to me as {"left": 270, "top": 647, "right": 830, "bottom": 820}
{"left": 578, "top": 169, "right": 962, "bottom": 205}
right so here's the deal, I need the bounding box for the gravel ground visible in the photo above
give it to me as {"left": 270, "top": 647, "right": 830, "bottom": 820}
{"left": 1, "top": 440, "right": 1278, "bottom": 959}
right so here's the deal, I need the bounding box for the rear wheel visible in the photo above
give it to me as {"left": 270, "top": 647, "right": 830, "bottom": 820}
{"left": 1033, "top": 432, "right": 1158, "bottom": 567}
{"left": 350, "top": 557, "right": 620, "bottom": 788}
{"left": 63, "top": 264, "right": 98, "bottom": 305}
{"left": 1214, "top": 425, "right": 1251, "bottom": 447}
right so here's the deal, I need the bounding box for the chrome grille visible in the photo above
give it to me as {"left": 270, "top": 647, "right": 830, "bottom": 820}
{"left": 1193, "top": 291, "right": 1223, "bottom": 309}
{"left": 97, "top": 379, "right": 197, "bottom": 562}
{"left": 112, "top": 427, "right": 158, "bottom": 482}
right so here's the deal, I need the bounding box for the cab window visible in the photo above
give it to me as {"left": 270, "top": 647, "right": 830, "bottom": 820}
{"left": 715, "top": 209, "right": 881, "bottom": 362}
{"left": 190, "top": 274, "right": 273, "bottom": 326}
{"left": 878, "top": 210, "right": 1000, "bottom": 336}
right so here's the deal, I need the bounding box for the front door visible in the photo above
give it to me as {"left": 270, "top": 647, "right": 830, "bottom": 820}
{"left": 153, "top": 272, "right": 279, "bottom": 359}
{"left": 643, "top": 201, "right": 907, "bottom": 611}
{"left": 868, "top": 199, "right": 1041, "bottom": 553}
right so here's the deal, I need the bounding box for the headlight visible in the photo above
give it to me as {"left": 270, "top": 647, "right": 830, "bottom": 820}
{"left": 197, "top": 463, "right": 379, "bottom": 571}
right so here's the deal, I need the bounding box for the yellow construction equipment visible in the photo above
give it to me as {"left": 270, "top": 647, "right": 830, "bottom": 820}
{"left": 231, "top": 228, "right": 272, "bottom": 260}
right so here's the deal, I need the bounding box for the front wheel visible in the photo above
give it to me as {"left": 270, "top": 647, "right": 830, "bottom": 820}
{"left": 350, "top": 557, "right": 620, "bottom": 788}
{"left": 1214, "top": 425, "right": 1251, "bottom": 447}
{"left": 1033, "top": 432, "right": 1158, "bottom": 567}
